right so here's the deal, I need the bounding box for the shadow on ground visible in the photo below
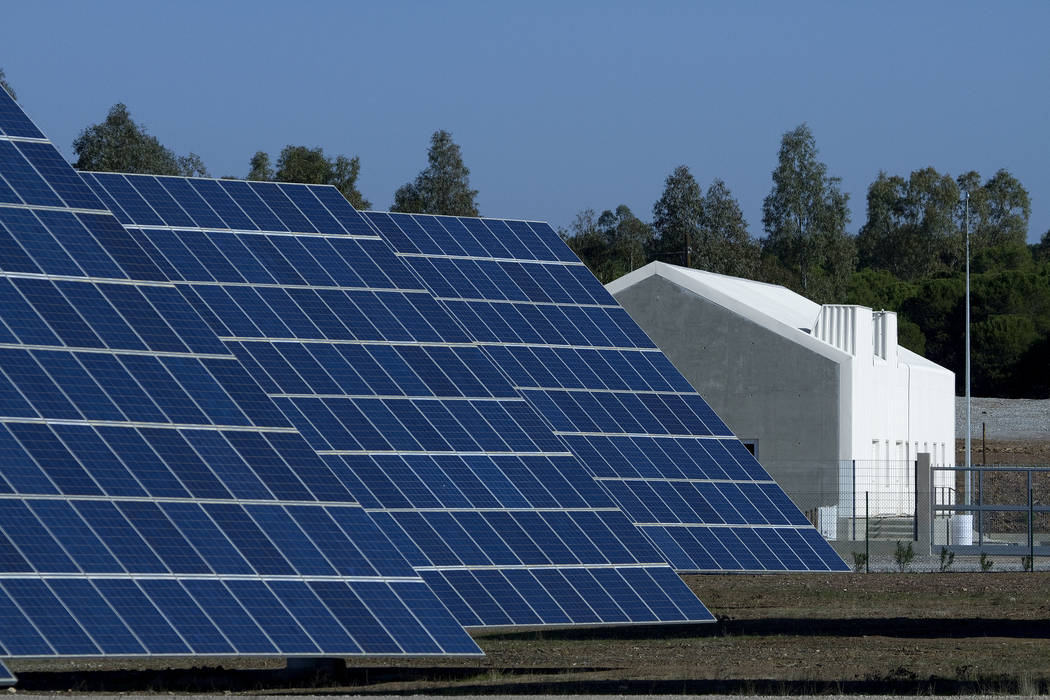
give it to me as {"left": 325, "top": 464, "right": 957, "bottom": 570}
{"left": 12, "top": 666, "right": 1046, "bottom": 696}
{"left": 483, "top": 616, "right": 1049, "bottom": 641}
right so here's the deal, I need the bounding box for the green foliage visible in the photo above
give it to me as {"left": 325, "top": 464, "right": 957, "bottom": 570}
{"left": 845, "top": 268, "right": 917, "bottom": 312}
{"left": 939, "top": 547, "right": 955, "bottom": 572}
{"left": 391, "top": 130, "right": 478, "bottom": 216}
{"left": 0, "top": 67, "right": 15, "bottom": 100}
{"left": 851, "top": 551, "right": 868, "bottom": 573}
{"left": 901, "top": 277, "right": 964, "bottom": 383}
{"left": 562, "top": 206, "right": 652, "bottom": 283}
{"left": 651, "top": 165, "right": 704, "bottom": 267}
{"left": 857, "top": 167, "right": 959, "bottom": 280}
{"left": 972, "top": 240, "right": 1035, "bottom": 274}
{"left": 246, "top": 146, "right": 371, "bottom": 209}
{"left": 651, "top": 167, "right": 758, "bottom": 277}
{"left": 701, "top": 179, "right": 760, "bottom": 277}
{"left": 895, "top": 318, "right": 926, "bottom": 357}
{"left": 958, "top": 169, "right": 1031, "bottom": 253}
{"left": 73, "top": 103, "right": 209, "bottom": 177}
{"left": 893, "top": 540, "right": 915, "bottom": 572}
{"left": 972, "top": 314, "right": 1039, "bottom": 395}
{"left": 979, "top": 552, "right": 994, "bottom": 572}
{"left": 1032, "top": 230, "right": 1050, "bottom": 263}
{"left": 1021, "top": 555, "right": 1033, "bottom": 572}
{"left": 761, "top": 124, "right": 854, "bottom": 301}
{"left": 247, "top": 151, "right": 274, "bottom": 181}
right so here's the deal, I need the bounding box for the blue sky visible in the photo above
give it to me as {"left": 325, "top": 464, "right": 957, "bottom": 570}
{"left": 3, "top": 1, "right": 1047, "bottom": 242}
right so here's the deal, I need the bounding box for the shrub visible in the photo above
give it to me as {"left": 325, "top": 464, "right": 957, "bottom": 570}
{"left": 939, "top": 546, "right": 955, "bottom": 572}
{"left": 894, "top": 541, "right": 915, "bottom": 572}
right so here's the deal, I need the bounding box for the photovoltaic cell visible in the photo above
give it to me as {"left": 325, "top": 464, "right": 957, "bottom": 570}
{"left": 364, "top": 211, "right": 847, "bottom": 573}
{"left": 0, "top": 87, "right": 480, "bottom": 670}
{"left": 92, "top": 172, "right": 715, "bottom": 628}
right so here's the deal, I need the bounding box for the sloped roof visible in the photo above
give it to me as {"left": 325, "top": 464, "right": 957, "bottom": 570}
{"left": 607, "top": 262, "right": 950, "bottom": 375}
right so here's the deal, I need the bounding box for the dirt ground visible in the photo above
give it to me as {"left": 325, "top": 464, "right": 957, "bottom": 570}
{"left": 956, "top": 437, "right": 1050, "bottom": 467}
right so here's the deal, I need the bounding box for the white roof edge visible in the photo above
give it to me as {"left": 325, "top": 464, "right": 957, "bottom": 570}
{"left": 898, "top": 346, "right": 954, "bottom": 376}
{"left": 609, "top": 262, "right": 852, "bottom": 363}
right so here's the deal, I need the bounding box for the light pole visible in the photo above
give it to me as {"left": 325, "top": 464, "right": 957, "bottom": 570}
{"left": 964, "top": 192, "right": 972, "bottom": 506}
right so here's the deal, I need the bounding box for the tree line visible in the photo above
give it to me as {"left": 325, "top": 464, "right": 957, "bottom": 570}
{"left": 68, "top": 103, "right": 479, "bottom": 218}
{"left": 6, "top": 75, "right": 1046, "bottom": 399}
{"left": 561, "top": 124, "right": 1048, "bottom": 399}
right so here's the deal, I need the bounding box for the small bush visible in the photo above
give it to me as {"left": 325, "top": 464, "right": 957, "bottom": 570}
{"left": 852, "top": 551, "right": 868, "bottom": 573}
{"left": 939, "top": 546, "right": 955, "bottom": 572}
{"left": 894, "top": 541, "right": 915, "bottom": 572}
{"left": 979, "top": 552, "right": 994, "bottom": 572}
{"left": 1021, "top": 554, "right": 1033, "bottom": 572}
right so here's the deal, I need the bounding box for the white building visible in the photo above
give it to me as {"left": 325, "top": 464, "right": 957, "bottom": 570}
{"left": 607, "top": 262, "right": 955, "bottom": 527}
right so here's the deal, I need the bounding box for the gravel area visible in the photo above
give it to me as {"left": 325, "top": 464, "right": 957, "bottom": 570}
{"left": 955, "top": 396, "right": 1050, "bottom": 440}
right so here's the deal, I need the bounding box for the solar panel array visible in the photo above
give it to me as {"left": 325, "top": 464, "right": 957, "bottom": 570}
{"left": 362, "top": 212, "right": 847, "bottom": 574}
{"left": 87, "top": 172, "right": 716, "bottom": 629}
{"left": 0, "top": 85, "right": 846, "bottom": 684}
{"left": 0, "top": 88, "right": 482, "bottom": 680}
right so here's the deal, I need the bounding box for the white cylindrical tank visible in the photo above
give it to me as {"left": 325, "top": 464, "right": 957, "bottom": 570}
{"left": 950, "top": 513, "right": 974, "bottom": 545}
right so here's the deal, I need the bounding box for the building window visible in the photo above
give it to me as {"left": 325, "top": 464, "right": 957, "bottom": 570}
{"left": 742, "top": 441, "right": 758, "bottom": 457}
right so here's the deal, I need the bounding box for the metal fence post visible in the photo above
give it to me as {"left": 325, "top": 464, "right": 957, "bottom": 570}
{"left": 1029, "top": 471, "right": 1034, "bottom": 572}
{"left": 978, "top": 469, "right": 984, "bottom": 550}
{"left": 865, "top": 491, "right": 869, "bottom": 573}
{"left": 851, "top": 459, "right": 856, "bottom": 541}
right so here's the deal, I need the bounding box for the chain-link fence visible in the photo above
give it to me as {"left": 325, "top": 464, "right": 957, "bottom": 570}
{"left": 771, "top": 459, "right": 1050, "bottom": 553}
{"left": 776, "top": 459, "right": 950, "bottom": 543}
{"left": 933, "top": 465, "right": 1050, "bottom": 556}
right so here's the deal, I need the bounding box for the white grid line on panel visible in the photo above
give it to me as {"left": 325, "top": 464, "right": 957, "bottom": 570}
{"left": 316, "top": 450, "right": 574, "bottom": 458}
{"left": 396, "top": 252, "right": 584, "bottom": 267}
{"left": 553, "top": 430, "right": 736, "bottom": 440}
{"left": 434, "top": 296, "right": 615, "bottom": 310}
{"left": 174, "top": 280, "right": 426, "bottom": 294}
{"left": 220, "top": 336, "right": 477, "bottom": 348}
{"left": 0, "top": 342, "right": 231, "bottom": 360}
{"left": 128, "top": 224, "right": 380, "bottom": 241}
{"left": 0, "top": 417, "right": 297, "bottom": 432}
{"left": 0, "top": 492, "right": 357, "bottom": 508}
{"left": 0, "top": 201, "right": 110, "bottom": 216}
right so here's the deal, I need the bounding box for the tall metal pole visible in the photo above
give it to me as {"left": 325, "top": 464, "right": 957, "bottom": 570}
{"left": 964, "top": 193, "right": 972, "bottom": 506}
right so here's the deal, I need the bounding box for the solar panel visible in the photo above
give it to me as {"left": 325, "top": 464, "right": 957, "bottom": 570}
{"left": 86, "top": 173, "right": 715, "bottom": 628}
{"left": 0, "top": 87, "right": 481, "bottom": 670}
{"left": 0, "top": 660, "right": 13, "bottom": 686}
{"left": 362, "top": 212, "right": 848, "bottom": 573}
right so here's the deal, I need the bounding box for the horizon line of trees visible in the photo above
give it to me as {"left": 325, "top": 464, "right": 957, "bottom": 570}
{"left": 8, "top": 73, "right": 1048, "bottom": 399}
{"left": 558, "top": 125, "right": 1048, "bottom": 400}
{"left": 69, "top": 102, "right": 480, "bottom": 218}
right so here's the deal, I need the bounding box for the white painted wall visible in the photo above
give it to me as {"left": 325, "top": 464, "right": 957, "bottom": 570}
{"left": 609, "top": 263, "right": 956, "bottom": 520}
{"left": 815, "top": 305, "right": 955, "bottom": 515}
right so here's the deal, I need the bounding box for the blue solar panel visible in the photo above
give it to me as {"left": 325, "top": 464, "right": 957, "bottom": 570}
{"left": 92, "top": 172, "right": 715, "bottom": 628}
{"left": 0, "top": 660, "right": 14, "bottom": 686}
{"left": 365, "top": 212, "right": 847, "bottom": 573}
{"left": 0, "top": 88, "right": 481, "bottom": 672}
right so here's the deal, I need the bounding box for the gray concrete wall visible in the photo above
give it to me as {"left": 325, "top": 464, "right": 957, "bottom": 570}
{"left": 613, "top": 275, "right": 841, "bottom": 509}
